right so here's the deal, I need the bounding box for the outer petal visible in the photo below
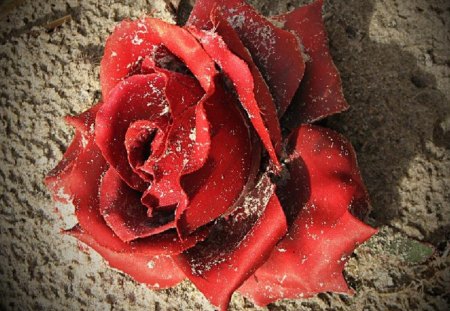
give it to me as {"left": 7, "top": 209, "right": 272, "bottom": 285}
{"left": 100, "top": 19, "right": 161, "bottom": 100}
{"left": 68, "top": 225, "right": 184, "bottom": 289}
{"left": 239, "top": 125, "right": 377, "bottom": 306}
{"left": 45, "top": 104, "right": 101, "bottom": 204}
{"left": 101, "top": 17, "right": 217, "bottom": 100}
{"left": 275, "top": 0, "right": 349, "bottom": 127}
{"left": 175, "top": 175, "right": 287, "bottom": 311}
{"left": 188, "top": 0, "right": 305, "bottom": 116}
{"left": 188, "top": 27, "right": 281, "bottom": 169}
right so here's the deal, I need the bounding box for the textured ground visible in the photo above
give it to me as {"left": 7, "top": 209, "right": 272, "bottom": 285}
{"left": 0, "top": 0, "right": 449, "bottom": 310}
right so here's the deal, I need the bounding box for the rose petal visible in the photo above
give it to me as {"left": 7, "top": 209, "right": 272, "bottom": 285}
{"left": 286, "top": 125, "right": 374, "bottom": 222}
{"left": 100, "top": 19, "right": 160, "bottom": 100}
{"left": 275, "top": 0, "right": 349, "bottom": 127}
{"left": 211, "top": 11, "right": 282, "bottom": 156}
{"left": 188, "top": 27, "right": 281, "bottom": 169}
{"left": 64, "top": 103, "right": 101, "bottom": 134}
{"left": 140, "top": 57, "right": 205, "bottom": 117}
{"left": 238, "top": 125, "right": 377, "bottom": 305}
{"left": 99, "top": 167, "right": 175, "bottom": 243}
{"left": 188, "top": 0, "right": 305, "bottom": 116}
{"left": 45, "top": 131, "right": 82, "bottom": 201}
{"left": 68, "top": 225, "right": 184, "bottom": 289}
{"left": 142, "top": 81, "right": 261, "bottom": 238}
{"left": 175, "top": 175, "right": 287, "bottom": 311}
{"left": 145, "top": 18, "right": 217, "bottom": 95}
{"left": 45, "top": 104, "right": 100, "bottom": 203}
{"left": 160, "top": 69, "right": 204, "bottom": 117}
{"left": 101, "top": 18, "right": 217, "bottom": 100}
{"left": 177, "top": 84, "right": 261, "bottom": 236}
{"left": 149, "top": 103, "right": 211, "bottom": 179}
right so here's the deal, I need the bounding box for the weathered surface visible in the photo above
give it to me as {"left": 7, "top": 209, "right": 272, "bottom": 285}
{"left": 0, "top": 0, "right": 449, "bottom": 310}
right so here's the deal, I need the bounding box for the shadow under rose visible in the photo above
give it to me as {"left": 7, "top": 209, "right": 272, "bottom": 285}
{"left": 321, "top": 0, "right": 449, "bottom": 246}
{"left": 251, "top": 0, "right": 449, "bottom": 246}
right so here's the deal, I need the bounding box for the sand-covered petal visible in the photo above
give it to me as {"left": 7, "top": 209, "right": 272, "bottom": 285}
{"left": 210, "top": 11, "right": 281, "bottom": 155}
{"left": 188, "top": 0, "right": 305, "bottom": 116}
{"left": 239, "top": 125, "right": 377, "bottom": 306}
{"left": 176, "top": 84, "right": 261, "bottom": 236}
{"left": 101, "top": 17, "right": 217, "bottom": 99}
{"left": 275, "top": 0, "right": 349, "bottom": 127}
{"left": 176, "top": 175, "right": 287, "bottom": 311}
{"left": 188, "top": 26, "right": 281, "bottom": 169}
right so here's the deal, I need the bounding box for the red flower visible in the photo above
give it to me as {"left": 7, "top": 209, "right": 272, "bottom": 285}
{"left": 45, "top": 0, "right": 377, "bottom": 310}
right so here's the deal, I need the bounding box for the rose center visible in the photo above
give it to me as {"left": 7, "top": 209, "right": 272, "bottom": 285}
{"left": 125, "top": 120, "right": 167, "bottom": 181}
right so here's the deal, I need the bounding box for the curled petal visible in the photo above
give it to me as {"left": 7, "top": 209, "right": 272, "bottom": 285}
{"left": 275, "top": 0, "right": 349, "bottom": 127}
{"left": 45, "top": 104, "right": 101, "bottom": 204}
{"left": 140, "top": 101, "right": 211, "bottom": 236}
{"left": 146, "top": 18, "right": 217, "bottom": 95}
{"left": 160, "top": 69, "right": 204, "bottom": 117}
{"left": 124, "top": 120, "right": 166, "bottom": 182}
{"left": 68, "top": 225, "right": 184, "bottom": 289}
{"left": 188, "top": 0, "right": 305, "bottom": 116}
{"left": 211, "top": 11, "right": 282, "bottom": 156}
{"left": 99, "top": 168, "right": 175, "bottom": 243}
{"left": 140, "top": 57, "right": 205, "bottom": 116}
{"left": 177, "top": 85, "right": 261, "bottom": 236}
{"left": 239, "top": 125, "right": 377, "bottom": 306}
{"left": 188, "top": 26, "right": 281, "bottom": 169}
{"left": 101, "top": 17, "right": 217, "bottom": 99}
{"left": 176, "top": 175, "right": 287, "bottom": 311}
{"left": 140, "top": 101, "right": 210, "bottom": 182}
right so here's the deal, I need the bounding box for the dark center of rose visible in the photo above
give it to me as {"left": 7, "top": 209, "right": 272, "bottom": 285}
{"left": 125, "top": 119, "right": 168, "bottom": 181}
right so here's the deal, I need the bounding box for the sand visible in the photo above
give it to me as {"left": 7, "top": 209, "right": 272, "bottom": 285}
{"left": 0, "top": 0, "right": 449, "bottom": 310}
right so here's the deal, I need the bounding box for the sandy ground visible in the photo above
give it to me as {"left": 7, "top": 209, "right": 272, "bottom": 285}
{"left": 0, "top": 0, "right": 449, "bottom": 310}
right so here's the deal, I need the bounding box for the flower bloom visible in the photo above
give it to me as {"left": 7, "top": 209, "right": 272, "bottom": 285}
{"left": 45, "top": 0, "right": 377, "bottom": 310}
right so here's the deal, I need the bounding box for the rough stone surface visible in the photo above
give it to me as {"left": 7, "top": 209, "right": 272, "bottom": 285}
{"left": 0, "top": 0, "right": 449, "bottom": 310}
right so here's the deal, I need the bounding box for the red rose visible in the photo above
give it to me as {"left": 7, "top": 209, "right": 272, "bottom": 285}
{"left": 45, "top": 0, "right": 377, "bottom": 310}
